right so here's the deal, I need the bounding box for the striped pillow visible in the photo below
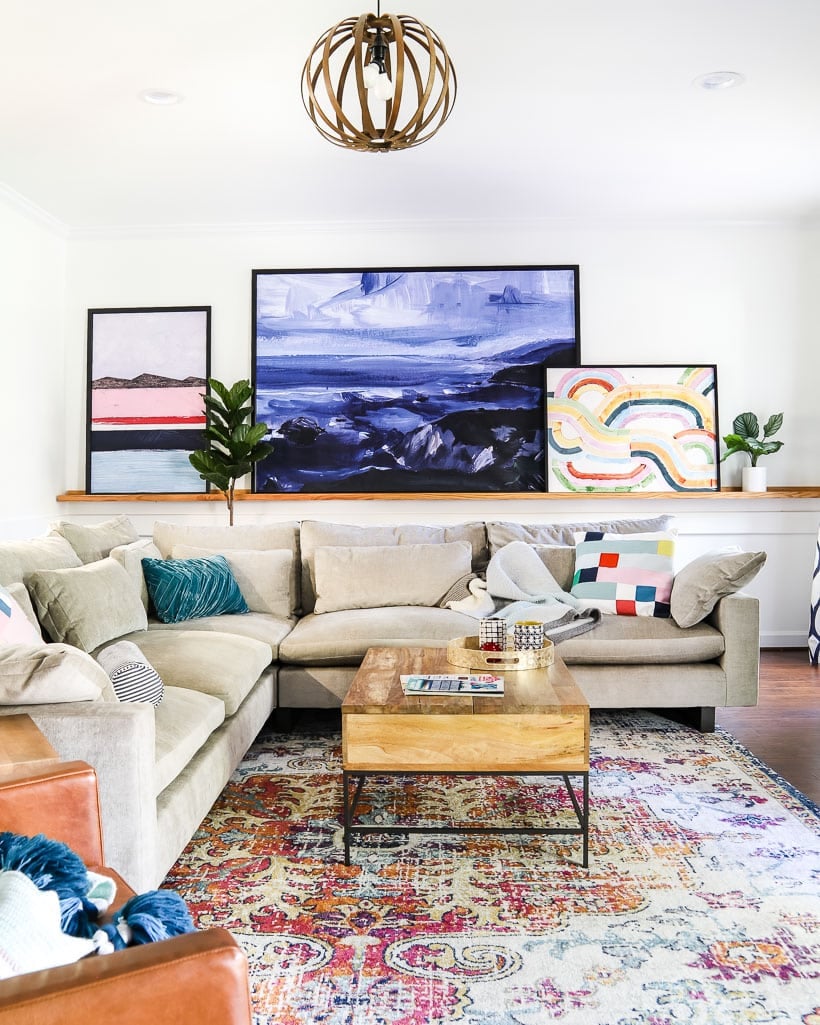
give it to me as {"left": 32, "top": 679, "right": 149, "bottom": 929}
{"left": 141, "top": 554, "right": 249, "bottom": 624}
{"left": 571, "top": 530, "right": 675, "bottom": 618}
{"left": 96, "top": 641, "right": 164, "bottom": 706}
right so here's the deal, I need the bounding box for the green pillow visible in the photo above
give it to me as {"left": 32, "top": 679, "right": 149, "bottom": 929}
{"left": 142, "top": 555, "right": 249, "bottom": 624}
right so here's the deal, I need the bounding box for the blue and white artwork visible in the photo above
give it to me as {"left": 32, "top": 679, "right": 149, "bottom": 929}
{"left": 253, "top": 267, "right": 580, "bottom": 493}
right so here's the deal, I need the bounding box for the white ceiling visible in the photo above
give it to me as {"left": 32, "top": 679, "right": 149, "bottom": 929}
{"left": 2, "top": 0, "right": 818, "bottom": 231}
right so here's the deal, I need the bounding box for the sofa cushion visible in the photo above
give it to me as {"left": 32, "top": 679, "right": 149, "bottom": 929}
{"left": 571, "top": 531, "right": 675, "bottom": 617}
{"left": 110, "top": 538, "right": 163, "bottom": 611}
{"left": 279, "top": 606, "right": 481, "bottom": 665}
{"left": 147, "top": 612, "right": 293, "bottom": 660}
{"left": 0, "top": 535, "right": 81, "bottom": 588}
{"left": 299, "top": 520, "right": 488, "bottom": 613}
{"left": 534, "top": 545, "right": 576, "bottom": 592}
{"left": 0, "top": 585, "right": 42, "bottom": 646}
{"left": 153, "top": 520, "right": 300, "bottom": 613}
{"left": 558, "top": 614, "right": 724, "bottom": 664}
{"left": 486, "top": 516, "right": 675, "bottom": 554}
{"left": 671, "top": 548, "right": 767, "bottom": 628}
{"left": 26, "top": 558, "right": 148, "bottom": 652}
{"left": 171, "top": 544, "right": 295, "bottom": 618}
{"left": 153, "top": 685, "right": 226, "bottom": 796}
{"left": 115, "top": 629, "right": 271, "bottom": 716}
{"left": 96, "top": 640, "right": 164, "bottom": 706}
{"left": 0, "top": 643, "right": 112, "bottom": 704}
{"left": 142, "top": 555, "right": 249, "bottom": 624}
{"left": 50, "top": 515, "right": 139, "bottom": 564}
{"left": 313, "top": 541, "right": 473, "bottom": 614}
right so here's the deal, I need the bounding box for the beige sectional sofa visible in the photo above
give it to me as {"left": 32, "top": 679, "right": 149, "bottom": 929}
{"left": 0, "top": 513, "right": 762, "bottom": 891}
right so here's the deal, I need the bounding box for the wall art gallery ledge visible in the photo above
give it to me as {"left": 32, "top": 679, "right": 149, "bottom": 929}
{"left": 57, "top": 487, "right": 820, "bottom": 503}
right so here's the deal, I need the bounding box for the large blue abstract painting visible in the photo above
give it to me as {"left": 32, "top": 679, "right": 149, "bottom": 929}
{"left": 252, "top": 266, "right": 580, "bottom": 493}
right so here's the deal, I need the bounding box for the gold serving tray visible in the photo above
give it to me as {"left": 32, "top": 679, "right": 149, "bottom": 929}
{"left": 446, "top": 635, "right": 555, "bottom": 672}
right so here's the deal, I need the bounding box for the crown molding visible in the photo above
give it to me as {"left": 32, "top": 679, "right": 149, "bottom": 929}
{"left": 0, "top": 183, "right": 68, "bottom": 237}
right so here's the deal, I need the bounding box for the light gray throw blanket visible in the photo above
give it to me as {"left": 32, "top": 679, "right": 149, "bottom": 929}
{"left": 448, "top": 541, "right": 601, "bottom": 643}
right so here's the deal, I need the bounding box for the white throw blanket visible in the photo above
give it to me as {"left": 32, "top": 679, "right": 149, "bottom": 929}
{"left": 448, "top": 541, "right": 601, "bottom": 643}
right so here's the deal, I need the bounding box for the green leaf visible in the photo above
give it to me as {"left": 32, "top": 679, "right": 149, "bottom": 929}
{"left": 732, "top": 412, "right": 759, "bottom": 439}
{"left": 763, "top": 413, "right": 783, "bottom": 438}
{"left": 208, "top": 378, "right": 231, "bottom": 405}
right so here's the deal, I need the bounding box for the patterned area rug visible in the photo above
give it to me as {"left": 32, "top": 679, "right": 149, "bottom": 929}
{"left": 165, "top": 712, "right": 820, "bottom": 1025}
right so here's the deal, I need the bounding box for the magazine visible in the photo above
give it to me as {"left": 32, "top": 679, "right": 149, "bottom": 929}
{"left": 400, "top": 673, "right": 504, "bottom": 696}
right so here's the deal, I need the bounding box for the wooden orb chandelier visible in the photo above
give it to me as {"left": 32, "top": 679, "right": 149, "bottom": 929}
{"left": 301, "top": 7, "right": 456, "bottom": 152}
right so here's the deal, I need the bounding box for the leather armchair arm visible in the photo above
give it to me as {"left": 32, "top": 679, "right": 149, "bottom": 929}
{"left": 0, "top": 928, "right": 251, "bottom": 1025}
{"left": 0, "top": 760, "right": 104, "bottom": 868}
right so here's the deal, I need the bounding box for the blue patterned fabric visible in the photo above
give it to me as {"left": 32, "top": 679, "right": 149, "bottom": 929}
{"left": 141, "top": 555, "right": 249, "bottom": 624}
{"left": 810, "top": 529, "right": 820, "bottom": 665}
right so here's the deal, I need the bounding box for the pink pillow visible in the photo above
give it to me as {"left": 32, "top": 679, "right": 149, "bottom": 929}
{"left": 0, "top": 585, "right": 43, "bottom": 646}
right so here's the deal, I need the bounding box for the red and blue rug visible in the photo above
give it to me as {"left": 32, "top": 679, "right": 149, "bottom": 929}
{"left": 165, "top": 711, "right": 820, "bottom": 1024}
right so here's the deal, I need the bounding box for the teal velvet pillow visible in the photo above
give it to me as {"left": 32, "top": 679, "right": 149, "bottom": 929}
{"left": 141, "top": 555, "right": 249, "bottom": 624}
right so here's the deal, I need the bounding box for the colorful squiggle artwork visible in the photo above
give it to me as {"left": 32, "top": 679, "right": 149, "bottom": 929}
{"left": 545, "top": 365, "right": 719, "bottom": 493}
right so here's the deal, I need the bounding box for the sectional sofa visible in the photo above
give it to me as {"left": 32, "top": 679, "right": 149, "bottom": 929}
{"left": 0, "top": 513, "right": 763, "bottom": 890}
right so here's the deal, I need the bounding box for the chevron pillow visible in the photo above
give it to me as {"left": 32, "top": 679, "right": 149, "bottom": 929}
{"left": 141, "top": 554, "right": 249, "bottom": 624}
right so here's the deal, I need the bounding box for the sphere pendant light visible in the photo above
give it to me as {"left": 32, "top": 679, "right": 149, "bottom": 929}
{"left": 301, "top": 5, "right": 456, "bottom": 152}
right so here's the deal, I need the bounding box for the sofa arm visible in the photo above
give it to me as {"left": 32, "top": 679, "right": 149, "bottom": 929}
{"left": 0, "top": 702, "right": 159, "bottom": 892}
{"left": 708, "top": 592, "right": 760, "bottom": 707}
{"left": 0, "top": 929, "right": 252, "bottom": 1025}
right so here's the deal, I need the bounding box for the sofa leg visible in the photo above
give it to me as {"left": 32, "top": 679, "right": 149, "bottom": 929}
{"left": 655, "top": 707, "right": 716, "bottom": 733}
{"left": 697, "top": 706, "right": 716, "bottom": 733}
{"left": 273, "top": 708, "right": 295, "bottom": 732}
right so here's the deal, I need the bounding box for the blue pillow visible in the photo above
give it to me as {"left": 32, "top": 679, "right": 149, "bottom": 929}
{"left": 141, "top": 555, "right": 249, "bottom": 624}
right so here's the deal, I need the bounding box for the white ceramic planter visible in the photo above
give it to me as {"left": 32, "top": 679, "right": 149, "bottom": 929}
{"left": 741, "top": 466, "right": 767, "bottom": 492}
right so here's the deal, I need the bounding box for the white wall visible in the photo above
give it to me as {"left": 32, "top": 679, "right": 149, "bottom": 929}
{"left": 0, "top": 194, "right": 66, "bottom": 537}
{"left": 5, "top": 215, "right": 820, "bottom": 644}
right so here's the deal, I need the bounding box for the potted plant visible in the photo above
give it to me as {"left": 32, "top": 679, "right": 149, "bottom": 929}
{"left": 189, "top": 378, "right": 273, "bottom": 524}
{"left": 721, "top": 411, "right": 784, "bottom": 492}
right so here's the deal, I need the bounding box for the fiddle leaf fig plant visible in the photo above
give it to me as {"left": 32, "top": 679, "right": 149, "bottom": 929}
{"left": 721, "top": 411, "right": 784, "bottom": 468}
{"left": 189, "top": 378, "right": 273, "bottom": 525}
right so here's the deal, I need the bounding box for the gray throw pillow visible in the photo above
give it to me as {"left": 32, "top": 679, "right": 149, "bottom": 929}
{"left": 671, "top": 548, "right": 767, "bottom": 628}
{"left": 26, "top": 558, "right": 148, "bottom": 652}
{"left": 50, "top": 516, "right": 139, "bottom": 564}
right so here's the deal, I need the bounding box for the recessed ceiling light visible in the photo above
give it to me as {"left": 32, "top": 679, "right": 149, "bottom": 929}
{"left": 693, "top": 71, "right": 745, "bottom": 91}
{"left": 139, "top": 89, "right": 183, "bottom": 106}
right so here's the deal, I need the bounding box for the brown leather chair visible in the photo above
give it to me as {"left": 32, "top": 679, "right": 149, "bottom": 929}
{"left": 0, "top": 760, "right": 252, "bottom": 1025}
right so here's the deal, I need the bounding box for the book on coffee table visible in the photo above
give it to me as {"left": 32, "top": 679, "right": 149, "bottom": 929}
{"left": 400, "top": 673, "right": 504, "bottom": 696}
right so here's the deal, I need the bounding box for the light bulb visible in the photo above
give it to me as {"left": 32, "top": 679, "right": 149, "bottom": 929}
{"left": 373, "top": 71, "right": 395, "bottom": 101}
{"left": 362, "top": 62, "right": 380, "bottom": 89}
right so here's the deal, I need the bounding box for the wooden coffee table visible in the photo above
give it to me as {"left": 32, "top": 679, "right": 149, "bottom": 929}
{"left": 341, "top": 646, "right": 590, "bottom": 866}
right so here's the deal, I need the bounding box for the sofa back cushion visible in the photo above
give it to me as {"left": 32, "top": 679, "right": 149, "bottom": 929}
{"left": 486, "top": 515, "right": 675, "bottom": 555}
{"left": 313, "top": 541, "right": 473, "bottom": 614}
{"left": 50, "top": 515, "right": 139, "bottom": 563}
{"left": 299, "top": 520, "right": 488, "bottom": 614}
{"left": 0, "top": 536, "right": 81, "bottom": 588}
{"left": 27, "top": 558, "right": 148, "bottom": 652}
{"left": 153, "top": 520, "right": 300, "bottom": 612}
{"left": 171, "top": 544, "right": 295, "bottom": 619}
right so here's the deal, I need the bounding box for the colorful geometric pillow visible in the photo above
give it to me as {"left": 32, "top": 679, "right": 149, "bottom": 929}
{"left": 141, "top": 555, "right": 249, "bottom": 624}
{"left": 0, "top": 585, "right": 44, "bottom": 647}
{"left": 571, "top": 531, "right": 675, "bottom": 618}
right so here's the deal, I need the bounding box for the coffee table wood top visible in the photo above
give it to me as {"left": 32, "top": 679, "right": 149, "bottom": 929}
{"left": 342, "top": 647, "right": 590, "bottom": 774}
{"left": 342, "top": 645, "right": 588, "bottom": 717}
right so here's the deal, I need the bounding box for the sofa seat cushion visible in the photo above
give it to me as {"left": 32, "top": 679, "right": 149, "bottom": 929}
{"left": 112, "top": 629, "right": 271, "bottom": 716}
{"left": 557, "top": 614, "right": 724, "bottom": 664}
{"left": 279, "top": 607, "right": 480, "bottom": 665}
{"left": 153, "top": 685, "right": 225, "bottom": 796}
{"left": 147, "top": 613, "right": 294, "bottom": 660}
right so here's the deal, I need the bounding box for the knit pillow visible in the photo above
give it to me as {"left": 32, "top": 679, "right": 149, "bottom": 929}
{"left": 571, "top": 530, "right": 676, "bottom": 617}
{"left": 96, "top": 641, "right": 164, "bottom": 706}
{"left": 142, "top": 555, "right": 249, "bottom": 624}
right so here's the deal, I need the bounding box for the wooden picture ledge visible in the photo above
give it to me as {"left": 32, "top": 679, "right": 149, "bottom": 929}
{"left": 57, "top": 487, "right": 820, "bottom": 503}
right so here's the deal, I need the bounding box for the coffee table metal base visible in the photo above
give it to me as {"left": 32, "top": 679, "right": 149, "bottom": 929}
{"left": 342, "top": 769, "right": 589, "bottom": 868}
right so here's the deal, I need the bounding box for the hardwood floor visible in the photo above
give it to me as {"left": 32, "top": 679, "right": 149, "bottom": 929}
{"left": 717, "top": 648, "right": 820, "bottom": 806}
